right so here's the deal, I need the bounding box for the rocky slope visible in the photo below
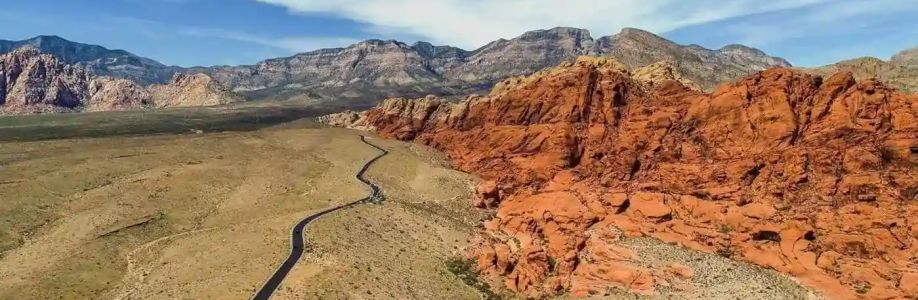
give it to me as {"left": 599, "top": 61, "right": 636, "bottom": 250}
{"left": 0, "top": 48, "right": 236, "bottom": 115}
{"left": 201, "top": 27, "right": 788, "bottom": 104}
{"left": 148, "top": 73, "right": 241, "bottom": 108}
{"left": 322, "top": 57, "right": 918, "bottom": 299}
{"left": 891, "top": 47, "right": 918, "bottom": 67}
{"left": 0, "top": 35, "right": 177, "bottom": 85}
{"left": 808, "top": 47, "right": 918, "bottom": 93}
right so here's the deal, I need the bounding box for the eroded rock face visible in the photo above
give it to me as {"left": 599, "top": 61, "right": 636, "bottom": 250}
{"left": 632, "top": 61, "right": 702, "bottom": 91}
{"left": 1, "top": 47, "right": 113, "bottom": 114}
{"left": 322, "top": 56, "right": 918, "bottom": 299}
{"left": 808, "top": 47, "right": 918, "bottom": 93}
{"left": 85, "top": 78, "right": 152, "bottom": 112}
{"left": 148, "top": 73, "right": 241, "bottom": 108}
{"left": 0, "top": 35, "right": 177, "bottom": 85}
{"left": 890, "top": 47, "right": 918, "bottom": 68}
{"left": 0, "top": 48, "right": 237, "bottom": 115}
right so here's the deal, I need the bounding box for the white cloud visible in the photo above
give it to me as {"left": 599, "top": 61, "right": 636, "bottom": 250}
{"left": 178, "top": 27, "right": 359, "bottom": 52}
{"left": 724, "top": 0, "right": 915, "bottom": 46}
{"left": 253, "top": 0, "right": 829, "bottom": 49}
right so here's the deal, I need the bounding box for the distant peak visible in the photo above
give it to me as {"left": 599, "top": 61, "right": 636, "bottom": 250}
{"left": 26, "top": 35, "right": 71, "bottom": 44}
{"left": 613, "top": 27, "right": 671, "bottom": 44}
{"left": 718, "top": 44, "right": 770, "bottom": 58}
{"left": 546, "top": 27, "right": 591, "bottom": 34}
{"left": 32, "top": 35, "right": 66, "bottom": 40}
{"left": 518, "top": 27, "right": 593, "bottom": 40}
{"left": 719, "top": 44, "right": 760, "bottom": 53}
{"left": 10, "top": 45, "right": 42, "bottom": 55}
{"left": 617, "top": 27, "right": 657, "bottom": 37}
{"left": 890, "top": 47, "right": 918, "bottom": 66}
{"left": 354, "top": 39, "right": 404, "bottom": 47}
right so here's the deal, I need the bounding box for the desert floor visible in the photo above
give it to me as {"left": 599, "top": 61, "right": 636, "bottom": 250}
{"left": 0, "top": 109, "right": 814, "bottom": 299}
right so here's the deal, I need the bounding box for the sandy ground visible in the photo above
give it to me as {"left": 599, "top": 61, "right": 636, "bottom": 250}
{"left": 566, "top": 234, "right": 818, "bottom": 300}
{"left": 268, "top": 137, "right": 489, "bottom": 300}
{"left": 0, "top": 122, "right": 484, "bottom": 299}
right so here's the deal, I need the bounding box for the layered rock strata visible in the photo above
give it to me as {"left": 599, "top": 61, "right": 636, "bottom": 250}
{"left": 322, "top": 56, "right": 918, "bottom": 299}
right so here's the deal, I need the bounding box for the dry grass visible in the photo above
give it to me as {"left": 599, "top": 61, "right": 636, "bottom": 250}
{"left": 0, "top": 114, "right": 485, "bottom": 299}
{"left": 269, "top": 136, "right": 489, "bottom": 300}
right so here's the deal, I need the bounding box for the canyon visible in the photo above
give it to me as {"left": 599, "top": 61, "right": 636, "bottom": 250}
{"left": 321, "top": 56, "right": 918, "bottom": 299}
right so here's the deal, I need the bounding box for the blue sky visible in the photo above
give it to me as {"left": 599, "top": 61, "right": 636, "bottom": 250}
{"left": 0, "top": 0, "right": 915, "bottom": 67}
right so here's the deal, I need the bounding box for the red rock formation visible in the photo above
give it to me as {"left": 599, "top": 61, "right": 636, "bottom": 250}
{"left": 324, "top": 57, "right": 918, "bottom": 299}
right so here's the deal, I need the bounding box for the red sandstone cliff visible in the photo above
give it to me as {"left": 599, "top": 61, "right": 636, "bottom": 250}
{"left": 323, "top": 57, "right": 918, "bottom": 299}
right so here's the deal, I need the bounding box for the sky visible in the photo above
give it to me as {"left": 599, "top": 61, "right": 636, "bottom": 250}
{"left": 0, "top": 0, "right": 914, "bottom": 67}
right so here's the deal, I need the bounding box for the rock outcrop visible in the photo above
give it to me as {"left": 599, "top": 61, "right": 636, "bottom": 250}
{"left": 0, "top": 48, "right": 236, "bottom": 115}
{"left": 322, "top": 57, "right": 918, "bottom": 299}
{"left": 891, "top": 47, "right": 918, "bottom": 67}
{"left": 148, "top": 73, "right": 241, "bottom": 108}
{"left": 631, "top": 61, "right": 702, "bottom": 91}
{"left": 0, "top": 35, "right": 177, "bottom": 85}
{"left": 808, "top": 47, "right": 918, "bottom": 93}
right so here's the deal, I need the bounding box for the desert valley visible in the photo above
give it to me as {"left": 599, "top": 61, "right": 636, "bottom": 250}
{"left": 0, "top": 3, "right": 916, "bottom": 299}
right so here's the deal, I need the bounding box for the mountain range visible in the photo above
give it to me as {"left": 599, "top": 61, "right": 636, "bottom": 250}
{"left": 0, "top": 28, "right": 790, "bottom": 107}
{"left": 1, "top": 27, "right": 915, "bottom": 115}
{"left": 0, "top": 47, "right": 238, "bottom": 115}
{"left": 196, "top": 27, "right": 791, "bottom": 106}
{"left": 0, "top": 35, "right": 177, "bottom": 85}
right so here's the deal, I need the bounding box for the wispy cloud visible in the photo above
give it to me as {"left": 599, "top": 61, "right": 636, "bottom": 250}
{"left": 252, "top": 0, "right": 830, "bottom": 48}
{"left": 723, "top": 0, "right": 916, "bottom": 46}
{"left": 178, "top": 27, "right": 358, "bottom": 52}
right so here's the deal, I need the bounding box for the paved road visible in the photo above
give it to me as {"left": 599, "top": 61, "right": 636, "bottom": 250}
{"left": 251, "top": 135, "right": 388, "bottom": 300}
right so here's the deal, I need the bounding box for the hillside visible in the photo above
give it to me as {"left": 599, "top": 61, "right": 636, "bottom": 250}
{"left": 0, "top": 35, "right": 177, "bottom": 85}
{"left": 198, "top": 27, "right": 789, "bottom": 104}
{"left": 0, "top": 48, "right": 238, "bottom": 115}
{"left": 322, "top": 57, "right": 918, "bottom": 299}
{"left": 807, "top": 47, "right": 918, "bottom": 93}
{"left": 3, "top": 30, "right": 789, "bottom": 109}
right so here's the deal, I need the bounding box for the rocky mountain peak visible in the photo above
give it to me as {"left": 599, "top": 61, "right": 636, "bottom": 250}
{"left": 807, "top": 46, "right": 918, "bottom": 93}
{"left": 0, "top": 48, "right": 237, "bottom": 115}
{"left": 23, "top": 35, "right": 71, "bottom": 47}
{"left": 891, "top": 47, "right": 918, "bottom": 67}
{"left": 353, "top": 39, "right": 406, "bottom": 49}
{"left": 148, "top": 72, "right": 240, "bottom": 108}
{"left": 8, "top": 44, "right": 43, "bottom": 57}
{"left": 1, "top": 35, "right": 176, "bottom": 85}
{"left": 1, "top": 48, "right": 98, "bottom": 113}
{"left": 631, "top": 60, "right": 702, "bottom": 91}
{"left": 720, "top": 44, "right": 762, "bottom": 55}
{"left": 617, "top": 27, "right": 652, "bottom": 35}
{"left": 518, "top": 27, "right": 593, "bottom": 42}
{"left": 614, "top": 27, "right": 670, "bottom": 42}
{"left": 412, "top": 42, "right": 467, "bottom": 59}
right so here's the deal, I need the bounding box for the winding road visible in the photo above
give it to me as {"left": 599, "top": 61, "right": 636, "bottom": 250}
{"left": 251, "top": 135, "right": 388, "bottom": 300}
